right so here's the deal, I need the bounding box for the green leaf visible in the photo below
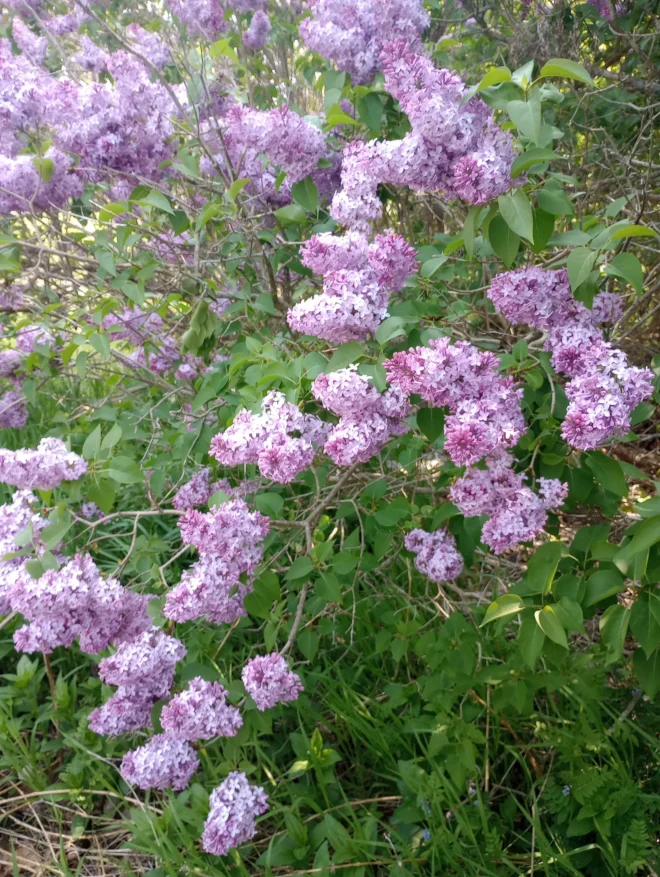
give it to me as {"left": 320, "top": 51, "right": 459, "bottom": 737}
{"left": 316, "top": 573, "right": 342, "bottom": 603}
{"left": 244, "top": 571, "right": 281, "bottom": 619}
{"left": 82, "top": 425, "right": 102, "bottom": 461}
{"left": 416, "top": 407, "right": 445, "bottom": 443}
{"left": 537, "top": 185, "right": 574, "bottom": 216}
{"left": 498, "top": 190, "right": 534, "bottom": 243}
{"left": 535, "top": 605, "right": 568, "bottom": 648}
{"left": 567, "top": 247, "right": 597, "bottom": 291}
{"left": 298, "top": 629, "right": 319, "bottom": 661}
{"left": 483, "top": 594, "right": 525, "bottom": 624}
{"left": 105, "top": 456, "right": 143, "bottom": 485}
{"left": 32, "top": 157, "right": 54, "bottom": 183}
{"left": 527, "top": 541, "right": 563, "bottom": 595}
{"left": 518, "top": 617, "right": 545, "bottom": 667}
{"left": 633, "top": 647, "right": 660, "bottom": 699}
{"left": 507, "top": 99, "right": 541, "bottom": 144}
{"left": 291, "top": 177, "right": 319, "bottom": 213}
{"left": 610, "top": 224, "right": 657, "bottom": 241}
{"left": 599, "top": 604, "right": 630, "bottom": 666}
{"left": 615, "top": 515, "right": 660, "bottom": 574}
{"left": 477, "top": 66, "right": 512, "bottom": 91}
{"left": 583, "top": 569, "right": 625, "bottom": 607}
{"left": 356, "top": 92, "right": 384, "bottom": 132}
{"left": 255, "top": 492, "right": 284, "bottom": 517}
{"left": 605, "top": 253, "right": 643, "bottom": 295}
{"left": 228, "top": 178, "right": 249, "bottom": 201}
{"left": 630, "top": 594, "right": 660, "bottom": 656}
{"left": 286, "top": 556, "right": 314, "bottom": 581}
{"left": 539, "top": 58, "right": 594, "bottom": 86}
{"left": 510, "top": 148, "right": 557, "bottom": 178}
{"left": 101, "top": 423, "right": 122, "bottom": 451}
{"left": 141, "top": 190, "right": 175, "bottom": 214}
{"left": 463, "top": 205, "right": 479, "bottom": 260}
{"left": 41, "top": 517, "right": 73, "bottom": 550}
{"left": 274, "top": 204, "right": 307, "bottom": 225}
{"left": 326, "top": 341, "right": 363, "bottom": 372}
{"left": 375, "top": 316, "right": 408, "bottom": 345}
{"left": 420, "top": 255, "right": 448, "bottom": 277}
{"left": 87, "top": 481, "right": 115, "bottom": 514}
{"left": 488, "top": 215, "right": 520, "bottom": 267}
{"left": 584, "top": 451, "right": 628, "bottom": 498}
{"left": 326, "top": 103, "right": 358, "bottom": 127}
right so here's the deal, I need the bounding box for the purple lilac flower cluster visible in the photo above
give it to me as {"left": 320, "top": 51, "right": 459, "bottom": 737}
{"left": 487, "top": 267, "right": 653, "bottom": 448}
{"left": 210, "top": 390, "right": 330, "bottom": 483}
{"left": 202, "top": 771, "right": 269, "bottom": 856}
{"left": 404, "top": 528, "right": 464, "bottom": 583}
{"left": 0, "top": 490, "right": 46, "bottom": 615}
{"left": 0, "top": 391, "right": 28, "bottom": 429}
{"left": 242, "top": 653, "right": 303, "bottom": 710}
{"left": 450, "top": 451, "right": 569, "bottom": 554}
{"left": 299, "top": 0, "right": 429, "bottom": 84}
{"left": 165, "top": 0, "right": 228, "bottom": 40}
{"left": 163, "top": 499, "right": 270, "bottom": 624}
{"left": 287, "top": 230, "right": 418, "bottom": 342}
{"left": 161, "top": 676, "right": 243, "bottom": 739}
{"left": 0, "top": 437, "right": 87, "bottom": 490}
{"left": 172, "top": 468, "right": 257, "bottom": 509}
{"left": 384, "top": 338, "right": 525, "bottom": 467}
{"left": 330, "top": 42, "right": 518, "bottom": 231}
{"left": 89, "top": 628, "right": 186, "bottom": 737}
{"left": 11, "top": 554, "right": 152, "bottom": 656}
{"left": 384, "top": 338, "right": 567, "bottom": 552}
{"left": 311, "top": 366, "right": 410, "bottom": 465}
{"left": 243, "top": 10, "right": 272, "bottom": 48}
{"left": 200, "top": 104, "right": 339, "bottom": 207}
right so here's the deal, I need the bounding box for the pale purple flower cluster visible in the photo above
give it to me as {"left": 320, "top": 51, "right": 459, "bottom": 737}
{"left": 404, "top": 528, "right": 463, "bottom": 582}
{"left": 384, "top": 338, "right": 525, "bottom": 467}
{"left": 164, "top": 499, "right": 269, "bottom": 625}
{"left": 299, "top": 0, "right": 429, "bottom": 84}
{"left": 287, "top": 230, "right": 418, "bottom": 342}
{"left": 165, "top": 0, "right": 228, "bottom": 39}
{"left": 311, "top": 366, "right": 409, "bottom": 465}
{"left": 102, "top": 309, "right": 164, "bottom": 344}
{"left": 202, "top": 771, "right": 269, "bottom": 856}
{"left": 200, "top": 104, "right": 337, "bottom": 207}
{"left": 210, "top": 390, "right": 329, "bottom": 482}
{"left": 0, "top": 350, "right": 23, "bottom": 377}
{"left": 0, "top": 490, "right": 46, "bottom": 614}
{"left": 125, "top": 24, "right": 171, "bottom": 69}
{"left": 0, "top": 437, "right": 87, "bottom": 490}
{"left": 0, "top": 391, "right": 28, "bottom": 429}
{"left": 121, "top": 735, "right": 200, "bottom": 791}
{"left": 450, "top": 451, "right": 568, "bottom": 554}
{"left": 16, "top": 325, "right": 53, "bottom": 353}
{"left": 161, "top": 676, "right": 243, "bottom": 739}
{"left": 172, "top": 467, "right": 215, "bottom": 509}
{"left": 487, "top": 267, "right": 653, "bottom": 448}
{"left": 90, "top": 628, "right": 186, "bottom": 736}
{"left": 11, "top": 17, "right": 48, "bottom": 65}
{"left": 11, "top": 553, "right": 151, "bottom": 655}
{"left": 243, "top": 10, "right": 271, "bottom": 48}
{"left": 241, "top": 653, "right": 303, "bottom": 711}
{"left": 330, "top": 42, "right": 517, "bottom": 230}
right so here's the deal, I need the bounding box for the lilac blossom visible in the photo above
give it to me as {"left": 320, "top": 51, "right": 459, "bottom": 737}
{"left": 210, "top": 391, "right": 329, "bottom": 483}
{"left": 88, "top": 690, "right": 156, "bottom": 737}
{"left": 243, "top": 10, "right": 271, "bottom": 49}
{"left": 0, "top": 490, "right": 46, "bottom": 614}
{"left": 242, "top": 653, "right": 303, "bottom": 710}
{"left": 164, "top": 500, "right": 269, "bottom": 625}
{"left": 172, "top": 467, "right": 215, "bottom": 509}
{"left": 0, "top": 437, "right": 87, "bottom": 490}
{"left": 311, "top": 366, "right": 409, "bottom": 465}
{"left": 102, "top": 309, "right": 164, "bottom": 345}
{"left": 384, "top": 338, "right": 525, "bottom": 466}
{"left": 0, "top": 391, "right": 28, "bottom": 429}
{"left": 299, "top": 0, "right": 429, "bottom": 84}
{"left": 165, "top": 0, "right": 228, "bottom": 39}
{"left": 16, "top": 325, "right": 53, "bottom": 353}
{"left": 450, "top": 452, "right": 567, "bottom": 555}
{"left": 404, "top": 528, "right": 464, "bottom": 582}
{"left": 486, "top": 267, "right": 653, "bottom": 449}
{"left": 202, "top": 772, "right": 269, "bottom": 855}
{"left": 0, "top": 350, "right": 23, "bottom": 377}
{"left": 121, "top": 735, "right": 200, "bottom": 791}
{"left": 161, "top": 677, "right": 243, "bottom": 739}
{"left": 125, "top": 24, "right": 171, "bottom": 69}
{"left": 98, "top": 628, "right": 186, "bottom": 697}
{"left": 12, "top": 18, "right": 48, "bottom": 65}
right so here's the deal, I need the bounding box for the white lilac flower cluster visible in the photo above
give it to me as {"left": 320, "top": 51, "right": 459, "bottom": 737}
{"left": 384, "top": 339, "right": 567, "bottom": 554}
{"left": 210, "top": 391, "right": 330, "bottom": 483}
{"left": 287, "top": 230, "right": 418, "bottom": 343}
{"left": 163, "top": 499, "right": 270, "bottom": 624}
{"left": 487, "top": 267, "right": 654, "bottom": 449}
